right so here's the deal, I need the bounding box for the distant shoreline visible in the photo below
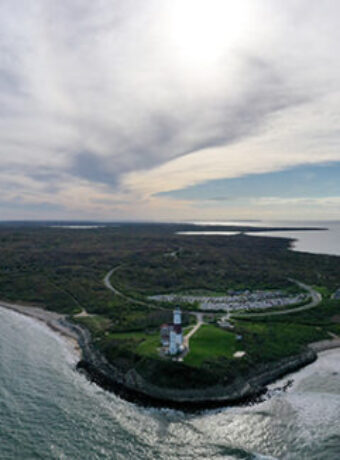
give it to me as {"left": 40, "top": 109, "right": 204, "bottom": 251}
{"left": 1, "top": 300, "right": 340, "bottom": 411}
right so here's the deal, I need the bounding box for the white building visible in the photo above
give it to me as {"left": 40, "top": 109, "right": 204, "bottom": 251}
{"left": 169, "top": 328, "right": 177, "bottom": 355}
{"left": 160, "top": 307, "right": 183, "bottom": 355}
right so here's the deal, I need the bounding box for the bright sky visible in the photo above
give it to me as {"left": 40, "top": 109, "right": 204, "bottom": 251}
{"left": 1, "top": 0, "right": 340, "bottom": 221}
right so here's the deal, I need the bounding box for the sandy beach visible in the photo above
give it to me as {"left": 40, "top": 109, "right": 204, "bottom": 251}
{"left": 0, "top": 301, "right": 82, "bottom": 357}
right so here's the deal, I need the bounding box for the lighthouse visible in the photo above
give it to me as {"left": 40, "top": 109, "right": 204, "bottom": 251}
{"left": 174, "top": 307, "right": 181, "bottom": 325}
{"left": 160, "top": 307, "right": 184, "bottom": 355}
{"left": 169, "top": 307, "right": 183, "bottom": 355}
{"left": 173, "top": 307, "right": 183, "bottom": 348}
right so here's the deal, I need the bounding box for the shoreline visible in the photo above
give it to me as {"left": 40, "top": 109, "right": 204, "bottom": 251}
{"left": 1, "top": 300, "right": 340, "bottom": 410}
{"left": 0, "top": 301, "right": 82, "bottom": 357}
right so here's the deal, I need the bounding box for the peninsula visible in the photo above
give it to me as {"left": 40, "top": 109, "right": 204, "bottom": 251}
{"left": 0, "top": 222, "right": 339, "bottom": 409}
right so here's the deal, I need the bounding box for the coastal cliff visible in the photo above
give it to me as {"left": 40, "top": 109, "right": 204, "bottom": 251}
{"left": 0, "top": 302, "right": 331, "bottom": 410}
{"left": 70, "top": 318, "right": 317, "bottom": 409}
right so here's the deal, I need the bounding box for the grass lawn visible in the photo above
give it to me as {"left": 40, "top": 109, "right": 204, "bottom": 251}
{"left": 313, "top": 285, "right": 332, "bottom": 298}
{"left": 184, "top": 325, "right": 238, "bottom": 367}
{"left": 235, "top": 321, "right": 329, "bottom": 362}
{"left": 109, "top": 331, "right": 160, "bottom": 358}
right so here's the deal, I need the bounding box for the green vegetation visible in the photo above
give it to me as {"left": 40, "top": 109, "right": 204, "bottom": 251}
{"left": 238, "top": 298, "right": 340, "bottom": 336}
{"left": 103, "top": 331, "right": 160, "bottom": 358}
{"left": 184, "top": 325, "right": 237, "bottom": 366}
{"left": 183, "top": 320, "right": 330, "bottom": 373}
{"left": 313, "top": 285, "right": 332, "bottom": 299}
{"left": 112, "top": 233, "right": 340, "bottom": 298}
{"left": 0, "top": 222, "right": 339, "bottom": 390}
{"left": 234, "top": 321, "right": 328, "bottom": 362}
{"left": 73, "top": 315, "right": 112, "bottom": 335}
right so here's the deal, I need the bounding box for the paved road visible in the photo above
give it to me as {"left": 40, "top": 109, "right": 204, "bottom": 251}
{"left": 104, "top": 267, "right": 149, "bottom": 307}
{"left": 104, "top": 267, "right": 207, "bottom": 317}
{"left": 104, "top": 269, "right": 325, "bottom": 353}
{"left": 232, "top": 279, "right": 322, "bottom": 319}
{"left": 104, "top": 268, "right": 124, "bottom": 297}
{"left": 104, "top": 269, "right": 322, "bottom": 322}
{"left": 104, "top": 267, "right": 205, "bottom": 346}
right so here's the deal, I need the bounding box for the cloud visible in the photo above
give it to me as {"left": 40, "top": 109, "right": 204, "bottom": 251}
{"left": 0, "top": 0, "right": 339, "bottom": 219}
{"left": 70, "top": 152, "right": 119, "bottom": 187}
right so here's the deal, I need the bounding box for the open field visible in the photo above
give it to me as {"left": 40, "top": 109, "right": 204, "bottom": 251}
{"left": 184, "top": 325, "right": 237, "bottom": 366}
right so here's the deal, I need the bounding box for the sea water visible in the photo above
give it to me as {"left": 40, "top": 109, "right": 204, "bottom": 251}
{"left": 0, "top": 307, "right": 339, "bottom": 459}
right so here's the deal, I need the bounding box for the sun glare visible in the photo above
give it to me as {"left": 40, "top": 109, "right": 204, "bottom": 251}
{"left": 168, "top": 0, "right": 251, "bottom": 66}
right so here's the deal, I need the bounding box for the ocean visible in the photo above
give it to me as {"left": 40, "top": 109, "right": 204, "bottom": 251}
{"left": 0, "top": 307, "right": 339, "bottom": 459}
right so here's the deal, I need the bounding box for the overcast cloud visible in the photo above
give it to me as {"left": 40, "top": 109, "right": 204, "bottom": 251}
{"left": 0, "top": 0, "right": 340, "bottom": 220}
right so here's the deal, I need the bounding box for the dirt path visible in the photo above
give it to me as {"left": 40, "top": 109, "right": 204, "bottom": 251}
{"left": 183, "top": 313, "right": 203, "bottom": 349}
{"left": 74, "top": 309, "right": 92, "bottom": 318}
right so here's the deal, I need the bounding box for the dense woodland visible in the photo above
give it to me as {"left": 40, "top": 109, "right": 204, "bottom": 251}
{"left": 0, "top": 223, "right": 337, "bottom": 312}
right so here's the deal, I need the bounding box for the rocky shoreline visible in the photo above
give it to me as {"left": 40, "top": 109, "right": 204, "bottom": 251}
{"left": 76, "top": 348, "right": 317, "bottom": 411}
{"left": 1, "top": 301, "right": 338, "bottom": 411}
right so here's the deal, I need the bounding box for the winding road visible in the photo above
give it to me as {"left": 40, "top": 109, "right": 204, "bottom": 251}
{"left": 104, "top": 267, "right": 149, "bottom": 307}
{"left": 103, "top": 267, "right": 204, "bottom": 345}
{"left": 103, "top": 268, "right": 323, "bottom": 351}
{"left": 104, "top": 267, "right": 125, "bottom": 298}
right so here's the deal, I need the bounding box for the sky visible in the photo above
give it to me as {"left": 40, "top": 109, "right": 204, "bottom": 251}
{"left": 0, "top": 0, "right": 340, "bottom": 221}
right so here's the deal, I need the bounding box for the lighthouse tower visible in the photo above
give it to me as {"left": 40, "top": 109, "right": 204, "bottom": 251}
{"left": 168, "top": 307, "right": 183, "bottom": 355}
{"left": 174, "top": 307, "right": 181, "bottom": 325}
{"left": 173, "top": 307, "right": 183, "bottom": 350}
{"left": 169, "top": 328, "right": 177, "bottom": 355}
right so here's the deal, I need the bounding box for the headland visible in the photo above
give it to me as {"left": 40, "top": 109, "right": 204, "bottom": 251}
{"left": 0, "top": 222, "right": 339, "bottom": 409}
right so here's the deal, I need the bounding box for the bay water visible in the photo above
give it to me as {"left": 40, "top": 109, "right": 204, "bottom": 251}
{"left": 182, "top": 221, "right": 340, "bottom": 256}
